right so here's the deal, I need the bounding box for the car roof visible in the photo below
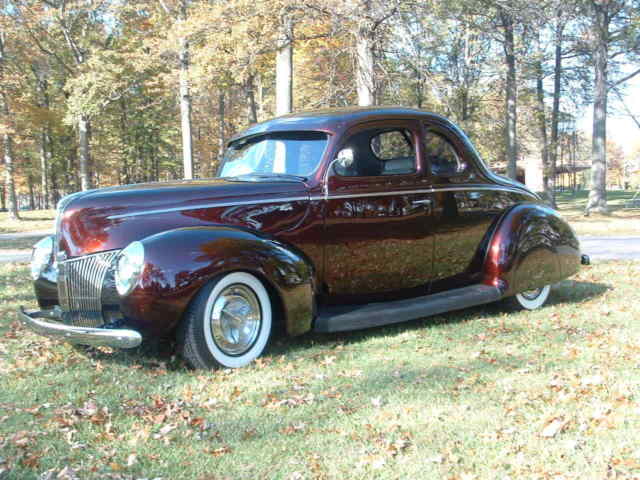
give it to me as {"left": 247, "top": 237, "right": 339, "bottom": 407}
{"left": 228, "top": 107, "right": 453, "bottom": 144}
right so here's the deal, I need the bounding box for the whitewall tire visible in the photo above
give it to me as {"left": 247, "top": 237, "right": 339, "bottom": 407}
{"left": 512, "top": 284, "right": 551, "bottom": 310}
{"left": 178, "top": 272, "right": 273, "bottom": 369}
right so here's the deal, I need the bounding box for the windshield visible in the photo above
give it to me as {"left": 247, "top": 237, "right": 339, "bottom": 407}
{"left": 219, "top": 132, "right": 328, "bottom": 179}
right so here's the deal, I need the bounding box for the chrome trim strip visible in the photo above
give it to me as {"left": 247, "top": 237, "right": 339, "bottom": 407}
{"left": 106, "top": 185, "right": 534, "bottom": 219}
{"left": 313, "top": 184, "right": 533, "bottom": 201}
{"left": 19, "top": 307, "right": 142, "bottom": 349}
{"left": 106, "top": 196, "right": 310, "bottom": 220}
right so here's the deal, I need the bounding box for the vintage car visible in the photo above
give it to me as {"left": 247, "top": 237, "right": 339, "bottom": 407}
{"left": 21, "top": 107, "right": 589, "bottom": 369}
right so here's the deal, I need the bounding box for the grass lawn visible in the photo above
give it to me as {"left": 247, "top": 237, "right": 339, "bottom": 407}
{"left": 556, "top": 190, "right": 640, "bottom": 237}
{"left": 0, "top": 210, "right": 55, "bottom": 234}
{"left": 2, "top": 261, "right": 640, "bottom": 479}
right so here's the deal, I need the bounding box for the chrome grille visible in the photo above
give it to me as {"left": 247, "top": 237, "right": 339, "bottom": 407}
{"left": 58, "top": 251, "right": 120, "bottom": 327}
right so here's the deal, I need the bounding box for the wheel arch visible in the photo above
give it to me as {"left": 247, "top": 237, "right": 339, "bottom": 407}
{"left": 482, "top": 203, "right": 581, "bottom": 297}
{"left": 119, "top": 226, "right": 316, "bottom": 338}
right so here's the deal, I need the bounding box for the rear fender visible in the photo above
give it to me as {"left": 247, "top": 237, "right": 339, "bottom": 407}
{"left": 119, "top": 226, "right": 316, "bottom": 337}
{"left": 483, "top": 204, "right": 580, "bottom": 296}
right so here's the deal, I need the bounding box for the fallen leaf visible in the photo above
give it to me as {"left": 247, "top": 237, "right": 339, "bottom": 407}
{"left": 541, "top": 417, "right": 569, "bottom": 438}
{"left": 207, "top": 446, "right": 232, "bottom": 456}
{"left": 581, "top": 375, "right": 605, "bottom": 386}
{"left": 76, "top": 400, "right": 98, "bottom": 417}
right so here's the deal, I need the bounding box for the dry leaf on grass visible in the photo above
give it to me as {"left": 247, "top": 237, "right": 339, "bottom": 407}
{"left": 206, "top": 446, "right": 232, "bottom": 457}
{"left": 541, "top": 417, "right": 569, "bottom": 438}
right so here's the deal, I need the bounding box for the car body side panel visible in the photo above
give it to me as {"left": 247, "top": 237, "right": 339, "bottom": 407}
{"left": 119, "top": 227, "right": 316, "bottom": 337}
{"left": 429, "top": 187, "right": 532, "bottom": 293}
{"left": 321, "top": 119, "right": 436, "bottom": 299}
{"left": 420, "top": 119, "right": 540, "bottom": 294}
{"left": 483, "top": 203, "right": 581, "bottom": 296}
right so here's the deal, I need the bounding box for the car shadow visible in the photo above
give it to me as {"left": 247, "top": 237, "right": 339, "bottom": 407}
{"left": 71, "top": 279, "right": 610, "bottom": 370}
{"left": 268, "top": 279, "right": 612, "bottom": 357}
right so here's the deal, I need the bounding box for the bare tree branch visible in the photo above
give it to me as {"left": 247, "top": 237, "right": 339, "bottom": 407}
{"left": 609, "top": 67, "right": 640, "bottom": 89}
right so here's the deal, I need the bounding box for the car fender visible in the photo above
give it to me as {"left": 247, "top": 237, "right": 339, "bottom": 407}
{"left": 483, "top": 203, "right": 580, "bottom": 296}
{"left": 119, "top": 226, "right": 316, "bottom": 337}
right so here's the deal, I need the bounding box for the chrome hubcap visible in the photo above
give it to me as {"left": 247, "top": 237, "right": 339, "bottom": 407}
{"left": 210, "top": 284, "right": 261, "bottom": 356}
{"left": 520, "top": 288, "right": 543, "bottom": 300}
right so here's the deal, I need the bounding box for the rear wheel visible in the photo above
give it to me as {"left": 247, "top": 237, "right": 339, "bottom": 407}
{"left": 178, "top": 272, "right": 272, "bottom": 369}
{"left": 511, "top": 284, "right": 551, "bottom": 310}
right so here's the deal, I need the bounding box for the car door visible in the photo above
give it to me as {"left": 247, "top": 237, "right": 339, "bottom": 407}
{"left": 323, "top": 120, "right": 435, "bottom": 301}
{"left": 423, "top": 123, "right": 518, "bottom": 293}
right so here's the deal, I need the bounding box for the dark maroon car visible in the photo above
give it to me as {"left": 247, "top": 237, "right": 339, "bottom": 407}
{"left": 22, "top": 107, "right": 588, "bottom": 369}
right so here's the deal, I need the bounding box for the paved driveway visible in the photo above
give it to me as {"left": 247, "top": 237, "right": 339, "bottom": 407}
{"left": 0, "top": 231, "right": 52, "bottom": 263}
{"left": 578, "top": 236, "right": 640, "bottom": 261}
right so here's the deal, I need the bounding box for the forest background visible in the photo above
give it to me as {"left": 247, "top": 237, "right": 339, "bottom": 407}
{"left": 1, "top": 0, "right": 640, "bottom": 219}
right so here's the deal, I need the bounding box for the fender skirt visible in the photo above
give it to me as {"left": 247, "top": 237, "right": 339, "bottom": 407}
{"left": 119, "top": 227, "right": 316, "bottom": 337}
{"left": 483, "top": 203, "right": 581, "bottom": 296}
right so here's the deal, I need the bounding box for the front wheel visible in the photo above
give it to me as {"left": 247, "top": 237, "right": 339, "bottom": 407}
{"left": 178, "top": 272, "right": 273, "bottom": 369}
{"left": 511, "top": 284, "right": 551, "bottom": 310}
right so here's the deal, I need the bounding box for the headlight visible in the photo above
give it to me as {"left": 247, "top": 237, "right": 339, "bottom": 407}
{"left": 30, "top": 236, "right": 54, "bottom": 280}
{"left": 115, "top": 241, "right": 145, "bottom": 296}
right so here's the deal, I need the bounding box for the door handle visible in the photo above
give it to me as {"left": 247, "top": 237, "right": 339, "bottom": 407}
{"left": 411, "top": 198, "right": 432, "bottom": 206}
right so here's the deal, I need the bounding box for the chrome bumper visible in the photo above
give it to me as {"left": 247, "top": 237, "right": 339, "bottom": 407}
{"left": 19, "top": 307, "right": 142, "bottom": 349}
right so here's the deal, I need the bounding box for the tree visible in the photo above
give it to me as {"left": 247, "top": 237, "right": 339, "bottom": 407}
{"left": 0, "top": 18, "right": 19, "bottom": 220}
{"left": 583, "top": 0, "right": 640, "bottom": 214}
{"left": 308, "top": 0, "right": 399, "bottom": 106}
{"left": 158, "top": 0, "right": 194, "bottom": 179}
{"left": 276, "top": 9, "right": 294, "bottom": 115}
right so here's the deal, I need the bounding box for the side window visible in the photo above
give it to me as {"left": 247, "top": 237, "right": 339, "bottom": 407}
{"left": 334, "top": 128, "right": 416, "bottom": 177}
{"left": 424, "top": 131, "right": 466, "bottom": 177}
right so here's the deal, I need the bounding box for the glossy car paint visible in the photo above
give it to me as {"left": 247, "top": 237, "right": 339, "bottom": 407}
{"left": 116, "top": 227, "right": 315, "bottom": 337}
{"left": 483, "top": 203, "right": 580, "bottom": 296}
{"left": 323, "top": 119, "right": 436, "bottom": 298}
{"left": 42, "top": 107, "right": 581, "bottom": 338}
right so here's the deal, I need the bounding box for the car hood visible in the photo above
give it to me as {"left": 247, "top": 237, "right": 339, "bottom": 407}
{"left": 57, "top": 178, "right": 310, "bottom": 258}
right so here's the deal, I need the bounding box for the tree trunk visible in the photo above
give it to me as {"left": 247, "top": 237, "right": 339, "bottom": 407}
{"left": 275, "top": 15, "right": 293, "bottom": 116}
{"left": 3, "top": 130, "right": 19, "bottom": 219}
{"left": 549, "top": 21, "right": 564, "bottom": 208}
{"left": 179, "top": 35, "right": 194, "bottom": 179}
{"left": 34, "top": 70, "right": 52, "bottom": 209}
{"left": 501, "top": 9, "right": 518, "bottom": 180}
{"left": 0, "top": 30, "right": 18, "bottom": 219}
{"left": 245, "top": 74, "right": 258, "bottom": 124}
{"left": 27, "top": 175, "right": 35, "bottom": 210}
{"left": 218, "top": 91, "right": 225, "bottom": 165}
{"left": 40, "top": 131, "right": 50, "bottom": 209}
{"left": 355, "top": 23, "right": 375, "bottom": 106}
{"left": 535, "top": 53, "right": 553, "bottom": 205}
{"left": 585, "top": 2, "right": 608, "bottom": 215}
{"left": 78, "top": 114, "right": 92, "bottom": 191}
{"left": 50, "top": 169, "right": 59, "bottom": 206}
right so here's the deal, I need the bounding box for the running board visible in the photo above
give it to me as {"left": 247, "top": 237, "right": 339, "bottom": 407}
{"left": 314, "top": 284, "right": 502, "bottom": 333}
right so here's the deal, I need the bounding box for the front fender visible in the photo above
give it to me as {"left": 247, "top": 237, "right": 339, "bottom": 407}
{"left": 483, "top": 204, "right": 580, "bottom": 296}
{"left": 120, "top": 227, "right": 316, "bottom": 337}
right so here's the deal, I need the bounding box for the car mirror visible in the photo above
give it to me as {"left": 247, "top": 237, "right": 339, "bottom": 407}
{"left": 333, "top": 148, "right": 355, "bottom": 175}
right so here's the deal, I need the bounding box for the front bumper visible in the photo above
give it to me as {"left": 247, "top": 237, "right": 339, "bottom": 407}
{"left": 19, "top": 307, "right": 142, "bottom": 349}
